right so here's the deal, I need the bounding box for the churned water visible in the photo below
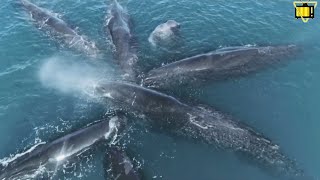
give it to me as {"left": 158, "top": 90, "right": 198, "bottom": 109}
{"left": 0, "top": 0, "right": 319, "bottom": 179}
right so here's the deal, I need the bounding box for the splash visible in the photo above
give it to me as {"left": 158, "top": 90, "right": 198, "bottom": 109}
{"left": 18, "top": 165, "right": 47, "bottom": 180}
{"left": 105, "top": 116, "right": 121, "bottom": 145}
{"left": 38, "top": 56, "right": 114, "bottom": 97}
{"left": 0, "top": 142, "right": 46, "bottom": 167}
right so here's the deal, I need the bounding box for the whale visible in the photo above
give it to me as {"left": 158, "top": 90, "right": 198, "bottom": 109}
{"left": 95, "top": 81, "right": 190, "bottom": 130}
{"left": 20, "top": 0, "right": 99, "bottom": 57}
{"left": 143, "top": 45, "right": 298, "bottom": 90}
{"left": 106, "top": 0, "right": 139, "bottom": 82}
{"left": 103, "top": 147, "right": 142, "bottom": 180}
{"left": 0, "top": 115, "right": 125, "bottom": 180}
{"left": 148, "top": 20, "right": 181, "bottom": 47}
{"left": 94, "top": 81, "right": 306, "bottom": 179}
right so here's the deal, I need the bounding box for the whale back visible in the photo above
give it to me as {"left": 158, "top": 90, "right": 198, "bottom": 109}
{"left": 20, "top": 0, "right": 48, "bottom": 22}
{"left": 175, "top": 106, "right": 306, "bottom": 179}
{"left": 95, "top": 82, "right": 191, "bottom": 129}
{"left": 0, "top": 116, "right": 124, "bottom": 179}
{"left": 96, "top": 82, "right": 185, "bottom": 111}
{"left": 0, "top": 143, "right": 47, "bottom": 180}
{"left": 144, "top": 45, "right": 299, "bottom": 90}
{"left": 106, "top": 0, "right": 138, "bottom": 81}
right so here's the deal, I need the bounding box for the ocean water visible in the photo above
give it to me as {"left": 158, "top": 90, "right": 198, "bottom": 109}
{"left": 0, "top": 0, "right": 320, "bottom": 179}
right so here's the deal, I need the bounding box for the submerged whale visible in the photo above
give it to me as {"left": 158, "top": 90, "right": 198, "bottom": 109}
{"left": 106, "top": 0, "right": 139, "bottom": 82}
{"left": 144, "top": 45, "right": 298, "bottom": 90}
{"left": 103, "top": 147, "right": 142, "bottom": 180}
{"left": 0, "top": 115, "right": 124, "bottom": 180}
{"left": 94, "top": 81, "right": 305, "bottom": 178}
{"left": 20, "top": 0, "right": 99, "bottom": 57}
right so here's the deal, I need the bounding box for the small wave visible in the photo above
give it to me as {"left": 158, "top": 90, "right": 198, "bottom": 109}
{"left": 17, "top": 165, "right": 47, "bottom": 180}
{"left": 0, "top": 142, "right": 45, "bottom": 167}
{"left": 105, "top": 116, "right": 121, "bottom": 145}
{"left": 0, "top": 59, "right": 37, "bottom": 78}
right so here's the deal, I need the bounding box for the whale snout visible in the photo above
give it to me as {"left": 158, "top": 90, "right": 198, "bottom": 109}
{"left": 168, "top": 21, "right": 180, "bottom": 35}
{"left": 176, "top": 23, "right": 181, "bottom": 29}
{"left": 166, "top": 20, "right": 180, "bottom": 30}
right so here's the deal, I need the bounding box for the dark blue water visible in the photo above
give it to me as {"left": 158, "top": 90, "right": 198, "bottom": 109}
{"left": 1, "top": 0, "right": 319, "bottom": 179}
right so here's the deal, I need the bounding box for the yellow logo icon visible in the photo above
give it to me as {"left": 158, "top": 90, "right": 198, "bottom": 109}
{"left": 294, "top": 1, "right": 317, "bottom": 23}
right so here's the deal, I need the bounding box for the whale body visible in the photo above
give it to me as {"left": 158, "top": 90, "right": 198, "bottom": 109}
{"left": 94, "top": 81, "right": 305, "bottom": 179}
{"left": 106, "top": 0, "right": 138, "bottom": 82}
{"left": 144, "top": 45, "right": 298, "bottom": 90}
{"left": 20, "top": 0, "right": 99, "bottom": 57}
{"left": 0, "top": 115, "right": 124, "bottom": 180}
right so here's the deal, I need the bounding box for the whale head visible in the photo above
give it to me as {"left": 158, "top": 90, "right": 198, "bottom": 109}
{"left": 166, "top": 20, "right": 180, "bottom": 32}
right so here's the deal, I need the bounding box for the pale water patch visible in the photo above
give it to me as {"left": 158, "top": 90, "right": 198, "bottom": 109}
{"left": 38, "top": 56, "right": 115, "bottom": 97}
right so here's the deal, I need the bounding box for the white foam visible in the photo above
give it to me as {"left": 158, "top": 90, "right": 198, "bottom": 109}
{"left": 104, "top": 92, "right": 114, "bottom": 99}
{"left": 0, "top": 142, "right": 46, "bottom": 167}
{"left": 104, "top": 116, "right": 121, "bottom": 145}
{"left": 104, "top": 116, "right": 117, "bottom": 139}
{"left": 187, "top": 113, "right": 210, "bottom": 130}
{"left": 19, "top": 165, "right": 47, "bottom": 180}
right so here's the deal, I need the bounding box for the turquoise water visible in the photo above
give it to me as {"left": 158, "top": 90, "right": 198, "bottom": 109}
{"left": 1, "top": 0, "right": 320, "bottom": 179}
